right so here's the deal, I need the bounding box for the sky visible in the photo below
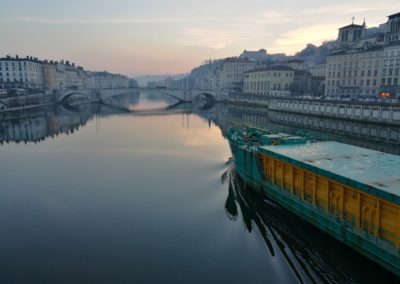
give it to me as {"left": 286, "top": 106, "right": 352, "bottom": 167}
{"left": 0, "top": 0, "right": 398, "bottom": 76}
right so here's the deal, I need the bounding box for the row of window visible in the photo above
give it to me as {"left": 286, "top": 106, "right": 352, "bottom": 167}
{"left": 225, "top": 74, "right": 243, "bottom": 79}
{"left": 244, "top": 81, "right": 291, "bottom": 91}
{"left": 327, "top": 78, "right": 378, "bottom": 87}
{"left": 225, "top": 63, "right": 254, "bottom": 68}
{"left": 0, "top": 66, "right": 41, "bottom": 72}
{"left": 0, "top": 72, "right": 42, "bottom": 78}
{"left": 328, "top": 51, "right": 382, "bottom": 62}
{"left": 382, "top": 68, "right": 400, "bottom": 76}
{"left": 384, "top": 50, "right": 400, "bottom": 58}
{"left": 326, "top": 88, "right": 378, "bottom": 96}
{"left": 246, "top": 72, "right": 293, "bottom": 79}
{"left": 383, "top": 58, "right": 400, "bottom": 67}
{"left": 327, "top": 69, "right": 379, "bottom": 78}
{"left": 327, "top": 60, "right": 380, "bottom": 70}
{"left": 326, "top": 77, "right": 399, "bottom": 88}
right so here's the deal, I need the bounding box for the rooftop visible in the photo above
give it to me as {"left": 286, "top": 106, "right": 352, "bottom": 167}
{"left": 245, "top": 66, "right": 295, "bottom": 73}
{"left": 339, "top": 24, "right": 364, "bottom": 30}
{"left": 388, "top": 12, "right": 400, "bottom": 19}
{"left": 224, "top": 57, "right": 253, "bottom": 63}
{"left": 260, "top": 141, "right": 400, "bottom": 203}
{"left": 327, "top": 45, "right": 384, "bottom": 56}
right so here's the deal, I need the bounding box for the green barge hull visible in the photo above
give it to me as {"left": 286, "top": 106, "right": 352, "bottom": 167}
{"left": 227, "top": 125, "right": 400, "bottom": 277}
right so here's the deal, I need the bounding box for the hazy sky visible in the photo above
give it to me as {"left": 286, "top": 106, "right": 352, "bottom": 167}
{"left": 0, "top": 0, "right": 397, "bottom": 76}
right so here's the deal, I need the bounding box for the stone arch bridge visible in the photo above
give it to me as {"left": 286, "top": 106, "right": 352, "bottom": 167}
{"left": 56, "top": 88, "right": 227, "bottom": 104}
{"left": 56, "top": 89, "right": 140, "bottom": 103}
{"left": 139, "top": 88, "right": 228, "bottom": 102}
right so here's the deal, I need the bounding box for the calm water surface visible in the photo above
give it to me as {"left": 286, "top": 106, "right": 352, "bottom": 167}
{"left": 0, "top": 94, "right": 398, "bottom": 283}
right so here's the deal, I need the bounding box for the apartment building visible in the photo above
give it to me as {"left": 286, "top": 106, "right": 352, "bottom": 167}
{"left": 216, "top": 57, "right": 255, "bottom": 90}
{"left": 0, "top": 56, "right": 44, "bottom": 89}
{"left": 243, "top": 66, "right": 295, "bottom": 96}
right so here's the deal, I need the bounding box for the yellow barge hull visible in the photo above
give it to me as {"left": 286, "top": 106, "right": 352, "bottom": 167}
{"left": 228, "top": 126, "right": 400, "bottom": 276}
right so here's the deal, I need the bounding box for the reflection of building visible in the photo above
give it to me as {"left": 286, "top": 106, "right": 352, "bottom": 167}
{"left": 0, "top": 106, "right": 92, "bottom": 143}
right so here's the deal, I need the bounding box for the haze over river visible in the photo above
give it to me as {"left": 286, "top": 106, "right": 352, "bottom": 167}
{"left": 0, "top": 92, "right": 398, "bottom": 283}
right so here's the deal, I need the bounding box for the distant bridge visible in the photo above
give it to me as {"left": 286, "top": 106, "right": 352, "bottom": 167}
{"left": 56, "top": 88, "right": 140, "bottom": 103}
{"left": 139, "top": 88, "right": 228, "bottom": 102}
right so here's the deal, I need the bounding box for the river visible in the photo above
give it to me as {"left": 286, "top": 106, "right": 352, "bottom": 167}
{"left": 0, "top": 92, "right": 398, "bottom": 283}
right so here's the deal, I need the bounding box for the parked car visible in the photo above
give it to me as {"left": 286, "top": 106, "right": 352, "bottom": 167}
{"left": 0, "top": 89, "right": 7, "bottom": 96}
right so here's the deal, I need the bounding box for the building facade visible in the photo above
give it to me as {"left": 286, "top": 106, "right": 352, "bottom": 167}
{"left": 308, "top": 63, "right": 326, "bottom": 77}
{"left": 385, "top": 12, "right": 400, "bottom": 44}
{"left": 325, "top": 12, "right": 400, "bottom": 98}
{"left": 381, "top": 12, "right": 400, "bottom": 97}
{"left": 0, "top": 55, "right": 132, "bottom": 92}
{"left": 325, "top": 47, "right": 384, "bottom": 97}
{"left": 216, "top": 58, "right": 255, "bottom": 90}
{"left": 243, "top": 66, "right": 295, "bottom": 96}
{"left": 0, "top": 56, "right": 44, "bottom": 90}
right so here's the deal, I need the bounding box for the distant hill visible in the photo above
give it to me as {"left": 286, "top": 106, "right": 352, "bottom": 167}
{"left": 295, "top": 41, "right": 335, "bottom": 64}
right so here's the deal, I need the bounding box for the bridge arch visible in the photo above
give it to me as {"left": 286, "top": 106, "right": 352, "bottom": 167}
{"left": 194, "top": 92, "right": 216, "bottom": 101}
{"left": 59, "top": 92, "right": 91, "bottom": 102}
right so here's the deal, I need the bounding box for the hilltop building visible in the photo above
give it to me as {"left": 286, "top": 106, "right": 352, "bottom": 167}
{"left": 239, "top": 49, "right": 268, "bottom": 64}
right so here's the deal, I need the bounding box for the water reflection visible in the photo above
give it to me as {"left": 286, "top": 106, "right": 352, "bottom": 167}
{"left": 222, "top": 165, "right": 398, "bottom": 283}
{"left": 2, "top": 94, "right": 400, "bottom": 155}
{"left": 0, "top": 94, "right": 399, "bottom": 282}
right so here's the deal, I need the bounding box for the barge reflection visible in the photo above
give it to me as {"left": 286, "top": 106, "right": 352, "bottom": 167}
{"left": 222, "top": 165, "right": 399, "bottom": 284}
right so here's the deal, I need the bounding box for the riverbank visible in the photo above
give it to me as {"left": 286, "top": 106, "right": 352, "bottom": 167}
{"left": 0, "top": 88, "right": 140, "bottom": 113}
{"left": 225, "top": 93, "right": 400, "bottom": 126}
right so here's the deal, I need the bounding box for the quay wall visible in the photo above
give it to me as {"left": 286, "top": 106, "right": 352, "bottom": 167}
{"left": 269, "top": 98, "right": 400, "bottom": 125}
{"left": 227, "top": 93, "right": 400, "bottom": 126}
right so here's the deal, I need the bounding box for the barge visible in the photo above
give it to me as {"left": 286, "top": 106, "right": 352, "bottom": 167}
{"left": 227, "top": 124, "right": 400, "bottom": 276}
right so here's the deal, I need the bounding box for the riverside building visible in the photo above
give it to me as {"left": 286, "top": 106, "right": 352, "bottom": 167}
{"left": 325, "top": 12, "right": 400, "bottom": 98}
{"left": 215, "top": 57, "right": 255, "bottom": 90}
{"left": 0, "top": 56, "right": 44, "bottom": 90}
{"left": 381, "top": 12, "right": 400, "bottom": 96}
{"left": 325, "top": 21, "right": 385, "bottom": 97}
{"left": 243, "top": 66, "right": 295, "bottom": 96}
